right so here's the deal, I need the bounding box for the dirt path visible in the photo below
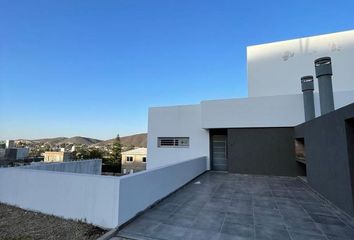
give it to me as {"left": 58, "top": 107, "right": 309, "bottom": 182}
{"left": 0, "top": 203, "right": 106, "bottom": 240}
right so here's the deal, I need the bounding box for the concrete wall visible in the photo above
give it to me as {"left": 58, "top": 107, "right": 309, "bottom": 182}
{"left": 118, "top": 157, "right": 207, "bottom": 225}
{"left": 0, "top": 157, "right": 207, "bottom": 229}
{"left": 248, "top": 30, "right": 354, "bottom": 97}
{"left": 201, "top": 90, "right": 354, "bottom": 129}
{"left": 20, "top": 159, "right": 102, "bottom": 175}
{"left": 227, "top": 128, "right": 304, "bottom": 176}
{"left": 295, "top": 103, "right": 354, "bottom": 216}
{"left": 0, "top": 168, "right": 120, "bottom": 228}
{"left": 147, "top": 105, "right": 210, "bottom": 169}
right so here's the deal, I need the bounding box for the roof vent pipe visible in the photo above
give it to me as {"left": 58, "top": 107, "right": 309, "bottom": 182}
{"left": 314, "top": 57, "right": 335, "bottom": 115}
{"left": 301, "top": 75, "right": 315, "bottom": 121}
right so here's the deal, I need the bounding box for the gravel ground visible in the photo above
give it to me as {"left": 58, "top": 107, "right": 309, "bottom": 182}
{"left": 0, "top": 203, "right": 107, "bottom": 240}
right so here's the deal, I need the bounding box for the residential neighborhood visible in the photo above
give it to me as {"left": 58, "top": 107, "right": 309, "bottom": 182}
{"left": 1, "top": 1, "right": 354, "bottom": 240}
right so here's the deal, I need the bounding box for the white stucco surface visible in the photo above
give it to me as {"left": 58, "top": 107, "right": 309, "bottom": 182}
{"left": 0, "top": 157, "right": 207, "bottom": 229}
{"left": 20, "top": 159, "right": 102, "bottom": 175}
{"left": 0, "top": 168, "right": 120, "bottom": 229}
{"left": 201, "top": 90, "right": 354, "bottom": 129}
{"left": 248, "top": 30, "right": 354, "bottom": 97}
{"left": 147, "top": 105, "right": 210, "bottom": 170}
{"left": 118, "top": 156, "right": 207, "bottom": 226}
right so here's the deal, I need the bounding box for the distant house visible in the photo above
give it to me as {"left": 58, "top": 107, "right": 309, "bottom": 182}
{"left": 4, "top": 148, "right": 29, "bottom": 160}
{"left": 43, "top": 151, "right": 71, "bottom": 162}
{"left": 121, "top": 148, "right": 147, "bottom": 174}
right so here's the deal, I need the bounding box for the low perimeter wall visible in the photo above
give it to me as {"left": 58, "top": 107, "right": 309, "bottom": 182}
{"left": 118, "top": 156, "right": 207, "bottom": 225}
{"left": 0, "top": 168, "right": 120, "bottom": 228}
{"left": 20, "top": 159, "right": 102, "bottom": 175}
{"left": 0, "top": 157, "right": 207, "bottom": 229}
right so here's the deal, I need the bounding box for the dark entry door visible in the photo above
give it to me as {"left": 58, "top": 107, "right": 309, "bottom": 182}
{"left": 212, "top": 135, "right": 227, "bottom": 171}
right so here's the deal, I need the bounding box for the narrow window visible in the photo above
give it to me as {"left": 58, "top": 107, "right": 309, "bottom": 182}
{"left": 158, "top": 137, "right": 190, "bottom": 148}
{"left": 142, "top": 157, "right": 146, "bottom": 162}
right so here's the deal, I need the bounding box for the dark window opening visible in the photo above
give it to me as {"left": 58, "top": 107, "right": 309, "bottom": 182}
{"left": 295, "top": 138, "right": 306, "bottom": 164}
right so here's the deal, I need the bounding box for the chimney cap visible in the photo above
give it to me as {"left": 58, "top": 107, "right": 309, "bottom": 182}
{"left": 314, "top": 56, "right": 332, "bottom": 77}
{"left": 315, "top": 57, "right": 331, "bottom": 66}
{"left": 301, "top": 75, "right": 314, "bottom": 91}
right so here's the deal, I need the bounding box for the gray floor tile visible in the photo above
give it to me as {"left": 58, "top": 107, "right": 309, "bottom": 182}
{"left": 301, "top": 203, "right": 335, "bottom": 216}
{"left": 253, "top": 199, "right": 278, "bottom": 209}
{"left": 253, "top": 206, "right": 281, "bottom": 216}
{"left": 217, "top": 233, "right": 253, "bottom": 240}
{"left": 255, "top": 225, "right": 291, "bottom": 240}
{"left": 316, "top": 223, "right": 354, "bottom": 239}
{"left": 289, "top": 231, "right": 327, "bottom": 240}
{"left": 220, "top": 222, "right": 254, "bottom": 239}
{"left": 120, "top": 218, "right": 161, "bottom": 237}
{"left": 224, "top": 212, "right": 254, "bottom": 226}
{"left": 140, "top": 209, "right": 172, "bottom": 222}
{"left": 254, "top": 214, "right": 286, "bottom": 229}
{"left": 283, "top": 216, "right": 323, "bottom": 235}
{"left": 272, "top": 190, "right": 293, "bottom": 199}
{"left": 184, "top": 229, "right": 219, "bottom": 240}
{"left": 163, "top": 213, "right": 197, "bottom": 228}
{"left": 227, "top": 205, "right": 253, "bottom": 215}
{"left": 153, "top": 202, "right": 179, "bottom": 213}
{"left": 232, "top": 192, "right": 252, "bottom": 201}
{"left": 150, "top": 223, "right": 189, "bottom": 240}
{"left": 310, "top": 214, "right": 346, "bottom": 226}
{"left": 176, "top": 204, "right": 202, "bottom": 217}
{"left": 117, "top": 172, "right": 354, "bottom": 240}
{"left": 193, "top": 211, "right": 225, "bottom": 232}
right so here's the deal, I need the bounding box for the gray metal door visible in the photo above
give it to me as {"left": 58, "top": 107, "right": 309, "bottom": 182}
{"left": 212, "top": 135, "right": 227, "bottom": 171}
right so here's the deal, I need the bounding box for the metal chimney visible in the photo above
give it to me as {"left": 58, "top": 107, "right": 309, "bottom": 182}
{"left": 301, "top": 75, "right": 315, "bottom": 121}
{"left": 314, "top": 57, "right": 335, "bottom": 115}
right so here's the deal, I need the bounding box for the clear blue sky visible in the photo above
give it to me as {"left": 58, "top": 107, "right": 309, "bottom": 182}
{"left": 0, "top": 0, "right": 353, "bottom": 140}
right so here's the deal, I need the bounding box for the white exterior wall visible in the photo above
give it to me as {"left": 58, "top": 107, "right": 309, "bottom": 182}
{"left": 147, "top": 105, "right": 209, "bottom": 169}
{"left": 202, "top": 90, "right": 354, "bottom": 129}
{"left": 248, "top": 30, "right": 354, "bottom": 97}
{"left": 20, "top": 159, "right": 102, "bottom": 175}
{"left": 0, "top": 157, "right": 206, "bottom": 229}
{"left": 0, "top": 168, "right": 120, "bottom": 229}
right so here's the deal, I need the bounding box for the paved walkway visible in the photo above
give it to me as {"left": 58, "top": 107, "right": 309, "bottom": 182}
{"left": 116, "top": 171, "right": 354, "bottom": 240}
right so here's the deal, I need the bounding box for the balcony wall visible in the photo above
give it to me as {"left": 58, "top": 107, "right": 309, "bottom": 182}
{"left": 19, "top": 159, "right": 102, "bottom": 175}
{"left": 0, "top": 157, "right": 207, "bottom": 229}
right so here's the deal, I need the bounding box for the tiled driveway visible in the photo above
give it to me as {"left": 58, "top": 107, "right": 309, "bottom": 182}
{"left": 116, "top": 171, "right": 354, "bottom": 240}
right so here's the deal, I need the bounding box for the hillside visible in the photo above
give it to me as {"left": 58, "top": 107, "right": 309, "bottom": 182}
{"left": 60, "top": 136, "right": 102, "bottom": 145}
{"left": 15, "top": 133, "right": 147, "bottom": 147}
{"left": 94, "top": 133, "right": 147, "bottom": 148}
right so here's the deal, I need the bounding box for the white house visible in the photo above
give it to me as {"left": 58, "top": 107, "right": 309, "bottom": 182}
{"left": 147, "top": 30, "right": 354, "bottom": 174}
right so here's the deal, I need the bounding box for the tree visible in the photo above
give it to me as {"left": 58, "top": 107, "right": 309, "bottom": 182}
{"left": 89, "top": 148, "right": 103, "bottom": 159}
{"left": 111, "top": 134, "right": 122, "bottom": 164}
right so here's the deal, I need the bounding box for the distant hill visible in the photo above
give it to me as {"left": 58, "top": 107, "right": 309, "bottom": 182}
{"left": 94, "top": 133, "right": 147, "bottom": 148}
{"left": 60, "top": 136, "right": 102, "bottom": 145}
{"left": 33, "top": 137, "right": 67, "bottom": 144}
{"left": 15, "top": 133, "right": 147, "bottom": 147}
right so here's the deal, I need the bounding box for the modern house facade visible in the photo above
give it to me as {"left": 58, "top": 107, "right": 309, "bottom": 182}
{"left": 147, "top": 30, "right": 354, "bottom": 216}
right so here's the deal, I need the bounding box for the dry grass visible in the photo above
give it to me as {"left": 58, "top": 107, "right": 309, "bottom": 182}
{"left": 0, "top": 203, "right": 106, "bottom": 240}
